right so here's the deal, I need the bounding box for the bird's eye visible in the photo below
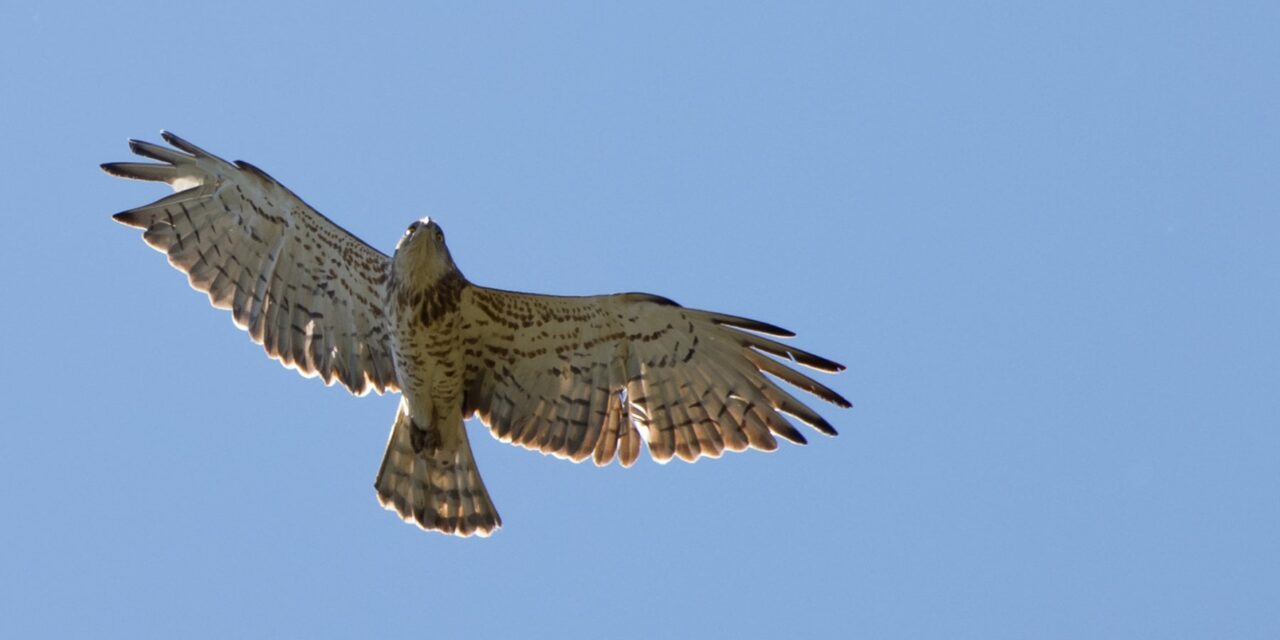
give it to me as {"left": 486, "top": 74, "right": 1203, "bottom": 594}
{"left": 405, "top": 224, "right": 417, "bottom": 236}
{"left": 435, "top": 229, "right": 444, "bottom": 242}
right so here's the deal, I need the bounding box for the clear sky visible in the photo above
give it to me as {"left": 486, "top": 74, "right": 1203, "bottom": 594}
{"left": 1, "top": 2, "right": 1276, "bottom": 638}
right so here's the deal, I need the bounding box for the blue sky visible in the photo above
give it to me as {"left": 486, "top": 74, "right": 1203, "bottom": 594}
{"left": 1, "top": 2, "right": 1277, "bottom": 638}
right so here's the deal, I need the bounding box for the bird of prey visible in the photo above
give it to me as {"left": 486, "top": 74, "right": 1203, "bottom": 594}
{"left": 106, "top": 132, "right": 850, "bottom": 537}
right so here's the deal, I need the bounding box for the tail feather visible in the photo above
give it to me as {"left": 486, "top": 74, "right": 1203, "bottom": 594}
{"left": 375, "top": 401, "right": 502, "bottom": 537}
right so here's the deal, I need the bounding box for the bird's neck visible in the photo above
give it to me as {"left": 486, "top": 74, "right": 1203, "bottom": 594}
{"left": 390, "top": 264, "right": 469, "bottom": 328}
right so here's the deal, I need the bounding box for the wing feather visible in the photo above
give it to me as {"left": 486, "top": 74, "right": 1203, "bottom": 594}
{"left": 568, "top": 362, "right": 607, "bottom": 461}
{"left": 592, "top": 360, "right": 629, "bottom": 465}
{"left": 694, "top": 362, "right": 754, "bottom": 452}
{"left": 107, "top": 132, "right": 398, "bottom": 395}
{"left": 666, "top": 375, "right": 701, "bottom": 462}
{"left": 460, "top": 286, "right": 845, "bottom": 466}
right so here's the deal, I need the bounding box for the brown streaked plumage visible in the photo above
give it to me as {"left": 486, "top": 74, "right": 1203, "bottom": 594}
{"left": 107, "top": 132, "right": 850, "bottom": 537}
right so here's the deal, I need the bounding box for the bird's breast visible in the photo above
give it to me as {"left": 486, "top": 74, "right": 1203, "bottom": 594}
{"left": 390, "top": 281, "right": 466, "bottom": 422}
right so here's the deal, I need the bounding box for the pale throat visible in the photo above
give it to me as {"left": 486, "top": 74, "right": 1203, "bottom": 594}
{"left": 395, "top": 239, "right": 463, "bottom": 286}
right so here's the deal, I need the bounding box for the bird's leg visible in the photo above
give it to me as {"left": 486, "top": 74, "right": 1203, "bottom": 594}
{"left": 409, "top": 419, "right": 441, "bottom": 455}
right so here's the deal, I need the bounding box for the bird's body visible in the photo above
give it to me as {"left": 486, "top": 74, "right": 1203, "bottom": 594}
{"left": 380, "top": 236, "right": 499, "bottom": 534}
{"left": 107, "top": 132, "right": 849, "bottom": 537}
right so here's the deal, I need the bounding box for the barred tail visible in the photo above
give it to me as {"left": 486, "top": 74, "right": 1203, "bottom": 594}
{"left": 375, "top": 400, "right": 502, "bottom": 537}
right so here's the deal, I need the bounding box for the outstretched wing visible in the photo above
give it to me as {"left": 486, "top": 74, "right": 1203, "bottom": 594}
{"left": 460, "top": 287, "right": 848, "bottom": 466}
{"left": 106, "top": 132, "right": 398, "bottom": 396}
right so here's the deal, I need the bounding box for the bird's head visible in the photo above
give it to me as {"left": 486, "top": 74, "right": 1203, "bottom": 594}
{"left": 393, "top": 217, "right": 459, "bottom": 281}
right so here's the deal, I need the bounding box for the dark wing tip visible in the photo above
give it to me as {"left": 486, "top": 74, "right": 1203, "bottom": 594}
{"left": 160, "top": 130, "right": 203, "bottom": 156}
{"left": 746, "top": 320, "right": 796, "bottom": 338}
{"left": 112, "top": 210, "right": 143, "bottom": 227}
{"left": 233, "top": 159, "right": 278, "bottom": 183}
{"left": 126, "top": 138, "right": 187, "bottom": 164}
{"left": 707, "top": 311, "right": 795, "bottom": 337}
{"left": 796, "top": 352, "right": 844, "bottom": 373}
{"left": 730, "top": 321, "right": 795, "bottom": 338}
{"left": 101, "top": 161, "right": 179, "bottom": 183}
{"left": 777, "top": 427, "right": 809, "bottom": 445}
{"left": 618, "top": 292, "right": 680, "bottom": 307}
{"left": 812, "top": 418, "right": 840, "bottom": 436}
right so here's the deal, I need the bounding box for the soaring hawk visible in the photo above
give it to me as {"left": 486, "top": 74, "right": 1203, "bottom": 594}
{"left": 106, "top": 132, "right": 850, "bottom": 537}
